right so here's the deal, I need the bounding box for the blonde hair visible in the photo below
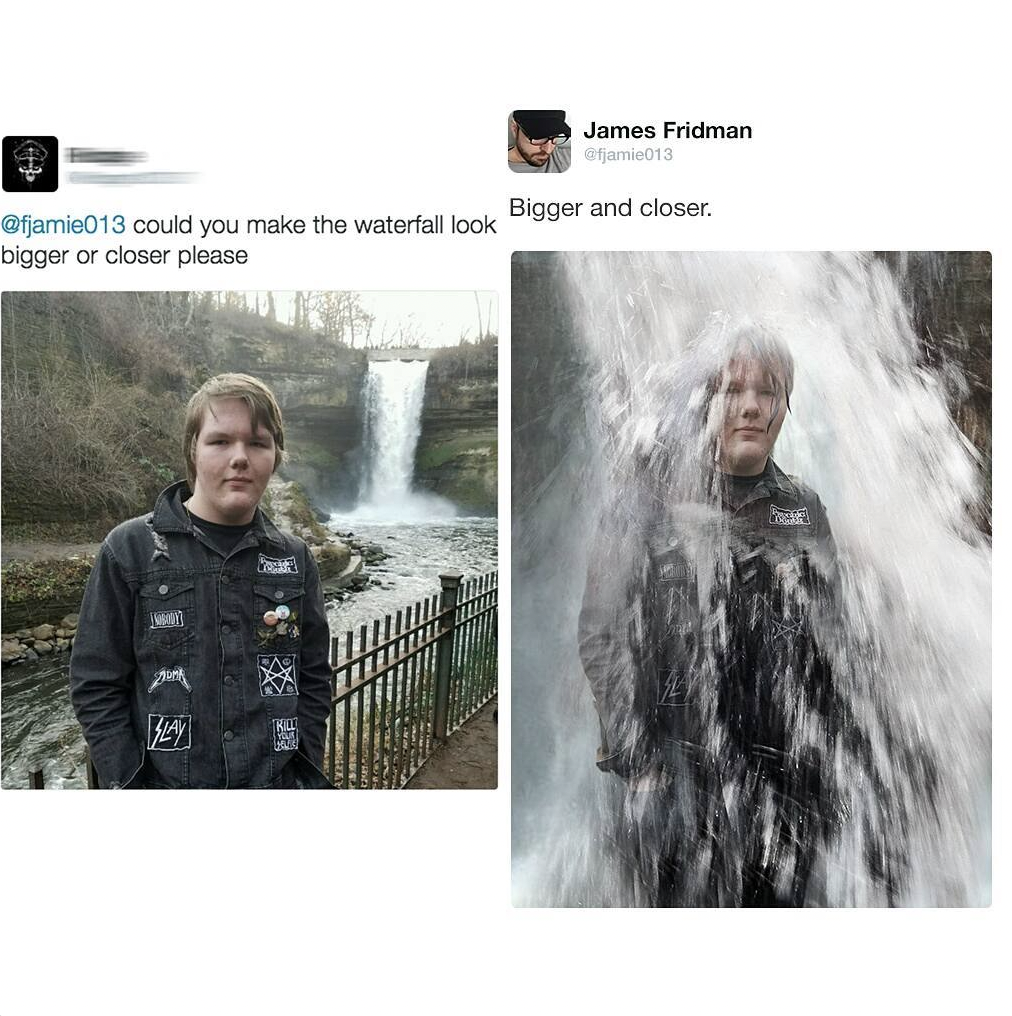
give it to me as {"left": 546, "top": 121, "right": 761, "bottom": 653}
{"left": 183, "top": 373, "right": 286, "bottom": 486}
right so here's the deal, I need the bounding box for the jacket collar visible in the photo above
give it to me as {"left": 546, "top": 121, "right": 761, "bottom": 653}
{"left": 722, "top": 457, "right": 799, "bottom": 510}
{"left": 150, "top": 480, "right": 286, "bottom": 547}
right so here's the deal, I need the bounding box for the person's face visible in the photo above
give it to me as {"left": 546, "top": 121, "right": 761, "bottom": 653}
{"left": 188, "top": 397, "right": 276, "bottom": 524}
{"left": 511, "top": 120, "right": 558, "bottom": 167}
{"left": 715, "top": 358, "right": 788, "bottom": 476}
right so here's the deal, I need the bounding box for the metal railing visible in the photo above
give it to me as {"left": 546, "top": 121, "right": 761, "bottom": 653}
{"left": 25, "top": 569, "right": 498, "bottom": 789}
{"left": 326, "top": 570, "right": 498, "bottom": 788}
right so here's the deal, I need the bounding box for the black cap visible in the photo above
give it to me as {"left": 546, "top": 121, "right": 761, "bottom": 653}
{"left": 513, "top": 110, "right": 570, "bottom": 140}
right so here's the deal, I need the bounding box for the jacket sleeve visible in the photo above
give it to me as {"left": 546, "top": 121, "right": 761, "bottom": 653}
{"left": 577, "top": 513, "right": 659, "bottom": 778}
{"left": 69, "top": 542, "right": 144, "bottom": 789}
{"left": 296, "top": 547, "right": 332, "bottom": 768}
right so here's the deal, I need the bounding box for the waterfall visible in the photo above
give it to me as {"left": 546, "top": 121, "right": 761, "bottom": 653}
{"left": 512, "top": 251, "right": 991, "bottom": 907}
{"left": 353, "top": 360, "right": 455, "bottom": 521}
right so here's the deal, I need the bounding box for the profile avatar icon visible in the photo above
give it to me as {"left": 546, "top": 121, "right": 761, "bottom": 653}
{"left": 2, "top": 135, "right": 59, "bottom": 191}
{"left": 508, "top": 110, "right": 571, "bottom": 174}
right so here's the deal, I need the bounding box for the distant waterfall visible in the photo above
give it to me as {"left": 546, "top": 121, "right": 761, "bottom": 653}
{"left": 361, "top": 360, "right": 428, "bottom": 505}
{"left": 355, "top": 360, "right": 454, "bottom": 520}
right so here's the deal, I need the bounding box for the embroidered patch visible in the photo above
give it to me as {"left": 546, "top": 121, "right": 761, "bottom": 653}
{"left": 258, "top": 654, "right": 298, "bottom": 696}
{"left": 769, "top": 505, "right": 811, "bottom": 527}
{"left": 258, "top": 554, "right": 298, "bottom": 575}
{"left": 659, "top": 561, "right": 690, "bottom": 580}
{"left": 148, "top": 666, "right": 192, "bottom": 694}
{"left": 147, "top": 713, "right": 191, "bottom": 751}
{"left": 271, "top": 716, "right": 299, "bottom": 752}
{"left": 150, "top": 609, "right": 184, "bottom": 629}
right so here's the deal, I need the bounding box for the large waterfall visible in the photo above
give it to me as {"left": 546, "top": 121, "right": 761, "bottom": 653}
{"left": 353, "top": 359, "right": 455, "bottom": 521}
{"left": 512, "top": 251, "right": 991, "bottom": 907}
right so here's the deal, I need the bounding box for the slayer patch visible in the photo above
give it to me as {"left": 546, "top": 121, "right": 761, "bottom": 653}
{"left": 147, "top": 713, "right": 191, "bottom": 751}
{"left": 769, "top": 505, "right": 811, "bottom": 527}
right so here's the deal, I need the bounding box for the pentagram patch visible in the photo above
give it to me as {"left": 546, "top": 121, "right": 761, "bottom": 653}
{"left": 257, "top": 654, "right": 298, "bottom": 696}
{"left": 271, "top": 716, "right": 299, "bottom": 752}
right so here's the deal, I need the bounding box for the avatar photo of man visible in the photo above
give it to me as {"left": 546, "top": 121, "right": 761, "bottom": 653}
{"left": 507, "top": 110, "right": 571, "bottom": 173}
{"left": 511, "top": 251, "right": 990, "bottom": 908}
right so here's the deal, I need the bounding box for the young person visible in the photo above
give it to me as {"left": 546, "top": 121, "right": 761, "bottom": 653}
{"left": 71, "top": 373, "right": 333, "bottom": 789}
{"left": 579, "top": 327, "right": 843, "bottom": 904}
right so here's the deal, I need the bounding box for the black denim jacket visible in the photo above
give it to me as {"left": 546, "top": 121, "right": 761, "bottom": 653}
{"left": 578, "top": 458, "right": 837, "bottom": 779}
{"left": 70, "top": 482, "right": 333, "bottom": 788}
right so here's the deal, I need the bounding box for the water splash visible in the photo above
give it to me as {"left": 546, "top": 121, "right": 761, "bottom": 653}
{"left": 512, "top": 252, "right": 990, "bottom": 907}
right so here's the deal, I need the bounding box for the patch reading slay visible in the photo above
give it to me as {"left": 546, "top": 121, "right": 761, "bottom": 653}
{"left": 272, "top": 716, "right": 299, "bottom": 751}
{"left": 147, "top": 713, "right": 192, "bottom": 751}
{"left": 258, "top": 554, "right": 298, "bottom": 575}
{"left": 258, "top": 654, "right": 298, "bottom": 696}
{"left": 769, "top": 505, "right": 811, "bottom": 527}
{"left": 149, "top": 609, "right": 184, "bottom": 629}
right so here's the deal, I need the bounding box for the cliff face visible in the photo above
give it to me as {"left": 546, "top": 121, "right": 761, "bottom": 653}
{"left": 414, "top": 361, "right": 498, "bottom": 514}
{"left": 206, "top": 320, "right": 498, "bottom": 514}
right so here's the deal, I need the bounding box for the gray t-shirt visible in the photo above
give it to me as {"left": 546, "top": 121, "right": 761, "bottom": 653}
{"left": 508, "top": 146, "right": 571, "bottom": 173}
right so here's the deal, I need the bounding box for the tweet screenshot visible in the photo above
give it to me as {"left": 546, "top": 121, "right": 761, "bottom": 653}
{"left": 1, "top": 4, "right": 1004, "bottom": 1015}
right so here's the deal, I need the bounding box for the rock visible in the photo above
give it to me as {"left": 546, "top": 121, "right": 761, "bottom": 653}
{"left": 25, "top": 648, "right": 39, "bottom": 662}
{"left": 56, "top": 638, "right": 70, "bottom": 650}
{"left": 16, "top": 628, "right": 33, "bottom": 639}
{"left": 32, "top": 624, "right": 56, "bottom": 641}
{"left": 61, "top": 614, "right": 80, "bottom": 629}
{"left": 34, "top": 640, "right": 55, "bottom": 655}
{"left": 2, "top": 640, "right": 25, "bottom": 664}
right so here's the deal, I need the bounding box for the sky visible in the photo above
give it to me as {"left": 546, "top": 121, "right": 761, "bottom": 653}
{"left": 239, "top": 290, "right": 498, "bottom": 347}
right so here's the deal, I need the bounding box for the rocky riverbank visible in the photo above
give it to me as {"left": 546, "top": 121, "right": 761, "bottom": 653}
{"left": 2, "top": 615, "right": 79, "bottom": 666}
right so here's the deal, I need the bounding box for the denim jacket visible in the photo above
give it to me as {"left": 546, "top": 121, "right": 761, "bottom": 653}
{"left": 578, "top": 458, "right": 837, "bottom": 779}
{"left": 70, "top": 481, "right": 333, "bottom": 788}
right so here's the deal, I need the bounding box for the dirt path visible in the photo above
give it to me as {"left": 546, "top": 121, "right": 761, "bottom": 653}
{"left": 405, "top": 698, "right": 498, "bottom": 790}
{"left": 1, "top": 543, "right": 101, "bottom": 565}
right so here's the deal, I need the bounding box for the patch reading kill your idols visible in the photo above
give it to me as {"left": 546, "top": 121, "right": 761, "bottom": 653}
{"left": 271, "top": 716, "right": 299, "bottom": 752}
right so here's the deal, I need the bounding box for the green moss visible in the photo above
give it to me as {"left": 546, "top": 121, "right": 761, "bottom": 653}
{"left": 285, "top": 482, "right": 329, "bottom": 541}
{"left": 416, "top": 434, "right": 497, "bottom": 471}
{"left": 1, "top": 557, "right": 96, "bottom": 607}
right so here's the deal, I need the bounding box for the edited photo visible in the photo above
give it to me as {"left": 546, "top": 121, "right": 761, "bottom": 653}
{"left": 512, "top": 252, "right": 991, "bottom": 906}
{"left": 2, "top": 290, "right": 498, "bottom": 789}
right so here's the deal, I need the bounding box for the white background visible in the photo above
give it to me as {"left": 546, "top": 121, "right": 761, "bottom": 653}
{"left": 0, "top": 2, "right": 1005, "bottom": 1014}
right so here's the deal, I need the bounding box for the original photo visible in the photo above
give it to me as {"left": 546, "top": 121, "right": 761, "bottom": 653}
{"left": 511, "top": 251, "right": 991, "bottom": 906}
{"left": 1, "top": 290, "right": 498, "bottom": 790}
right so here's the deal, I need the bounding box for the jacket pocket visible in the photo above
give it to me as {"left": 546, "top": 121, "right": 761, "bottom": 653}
{"left": 139, "top": 580, "right": 196, "bottom": 650}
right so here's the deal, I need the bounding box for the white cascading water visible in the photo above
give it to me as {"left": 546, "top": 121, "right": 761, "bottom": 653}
{"left": 512, "top": 251, "right": 991, "bottom": 907}
{"left": 353, "top": 359, "right": 455, "bottom": 521}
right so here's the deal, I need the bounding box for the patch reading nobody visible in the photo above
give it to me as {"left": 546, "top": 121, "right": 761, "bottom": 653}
{"left": 258, "top": 655, "right": 298, "bottom": 696}
{"left": 147, "top": 714, "right": 192, "bottom": 751}
{"left": 150, "top": 609, "right": 184, "bottom": 629}
{"left": 258, "top": 554, "right": 298, "bottom": 575}
{"left": 769, "top": 505, "right": 811, "bottom": 527}
{"left": 271, "top": 716, "right": 299, "bottom": 752}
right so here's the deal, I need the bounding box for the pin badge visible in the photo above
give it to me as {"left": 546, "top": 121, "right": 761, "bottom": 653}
{"left": 276, "top": 605, "right": 291, "bottom": 620}
{"left": 263, "top": 610, "right": 279, "bottom": 627}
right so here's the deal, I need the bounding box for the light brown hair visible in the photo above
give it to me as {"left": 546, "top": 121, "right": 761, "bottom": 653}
{"left": 182, "top": 373, "right": 286, "bottom": 486}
